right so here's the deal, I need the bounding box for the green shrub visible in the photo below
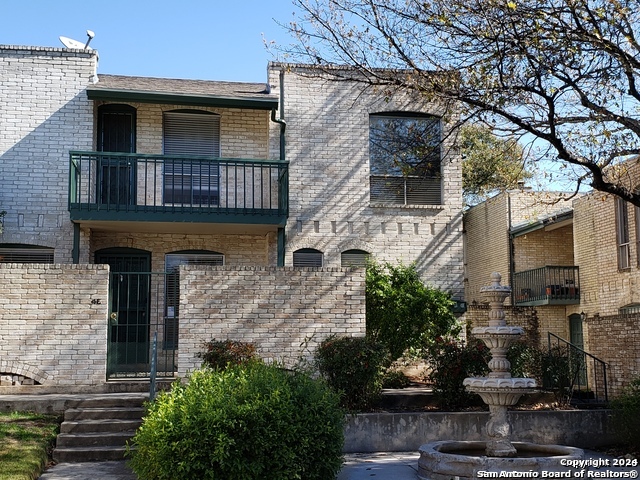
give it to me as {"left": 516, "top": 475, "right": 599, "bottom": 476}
{"left": 197, "top": 339, "right": 258, "bottom": 369}
{"left": 128, "top": 363, "right": 344, "bottom": 480}
{"left": 315, "top": 335, "right": 389, "bottom": 411}
{"left": 381, "top": 369, "right": 412, "bottom": 389}
{"left": 366, "top": 260, "right": 460, "bottom": 361}
{"left": 507, "top": 341, "right": 544, "bottom": 380}
{"left": 540, "top": 346, "right": 574, "bottom": 404}
{"left": 610, "top": 377, "right": 640, "bottom": 449}
{"left": 424, "top": 337, "right": 490, "bottom": 410}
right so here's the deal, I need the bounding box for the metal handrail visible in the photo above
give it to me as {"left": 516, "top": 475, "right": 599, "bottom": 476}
{"left": 547, "top": 332, "right": 608, "bottom": 405}
{"left": 69, "top": 151, "right": 288, "bottom": 216}
{"left": 513, "top": 266, "right": 580, "bottom": 305}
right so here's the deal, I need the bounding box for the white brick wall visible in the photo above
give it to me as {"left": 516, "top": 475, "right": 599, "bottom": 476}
{"left": 177, "top": 266, "right": 366, "bottom": 376}
{"left": 0, "top": 264, "right": 108, "bottom": 386}
{"left": 268, "top": 64, "right": 464, "bottom": 296}
{"left": 0, "top": 47, "right": 97, "bottom": 262}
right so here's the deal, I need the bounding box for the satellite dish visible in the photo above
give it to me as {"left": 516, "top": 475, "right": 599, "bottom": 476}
{"left": 59, "top": 36, "right": 86, "bottom": 49}
{"left": 59, "top": 30, "right": 95, "bottom": 49}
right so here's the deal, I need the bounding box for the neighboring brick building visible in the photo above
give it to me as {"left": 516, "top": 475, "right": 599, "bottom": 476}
{"left": 466, "top": 171, "right": 640, "bottom": 397}
{"left": 0, "top": 46, "right": 463, "bottom": 387}
{"left": 464, "top": 189, "right": 578, "bottom": 344}
{"left": 572, "top": 163, "right": 640, "bottom": 396}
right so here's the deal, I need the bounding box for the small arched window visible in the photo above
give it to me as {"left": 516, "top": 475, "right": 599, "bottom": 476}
{"left": 341, "top": 249, "right": 370, "bottom": 267}
{"left": 0, "top": 244, "right": 54, "bottom": 264}
{"left": 293, "top": 248, "right": 323, "bottom": 267}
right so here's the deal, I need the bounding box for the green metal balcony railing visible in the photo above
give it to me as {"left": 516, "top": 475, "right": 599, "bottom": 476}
{"left": 513, "top": 266, "right": 580, "bottom": 306}
{"left": 69, "top": 151, "right": 288, "bottom": 225}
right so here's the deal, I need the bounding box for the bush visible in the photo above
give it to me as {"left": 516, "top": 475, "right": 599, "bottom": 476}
{"left": 610, "top": 377, "right": 640, "bottom": 450}
{"left": 507, "top": 341, "right": 544, "bottom": 380}
{"left": 381, "top": 369, "right": 412, "bottom": 389}
{"left": 366, "top": 260, "right": 460, "bottom": 361}
{"left": 197, "top": 339, "right": 258, "bottom": 369}
{"left": 315, "top": 335, "right": 389, "bottom": 411}
{"left": 127, "top": 363, "right": 344, "bottom": 480}
{"left": 424, "top": 337, "right": 490, "bottom": 410}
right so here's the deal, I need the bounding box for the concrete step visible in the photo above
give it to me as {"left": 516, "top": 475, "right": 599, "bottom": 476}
{"left": 60, "top": 418, "right": 142, "bottom": 434}
{"left": 52, "top": 445, "right": 132, "bottom": 463}
{"left": 65, "top": 394, "right": 147, "bottom": 409}
{"left": 56, "top": 431, "right": 136, "bottom": 448}
{"left": 63, "top": 406, "right": 145, "bottom": 421}
{"left": 52, "top": 395, "right": 146, "bottom": 462}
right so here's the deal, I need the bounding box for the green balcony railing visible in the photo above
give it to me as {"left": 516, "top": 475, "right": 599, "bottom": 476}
{"left": 513, "top": 266, "right": 580, "bottom": 306}
{"left": 69, "top": 151, "right": 288, "bottom": 225}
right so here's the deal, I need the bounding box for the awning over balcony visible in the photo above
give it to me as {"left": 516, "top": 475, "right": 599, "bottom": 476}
{"left": 87, "top": 74, "right": 279, "bottom": 110}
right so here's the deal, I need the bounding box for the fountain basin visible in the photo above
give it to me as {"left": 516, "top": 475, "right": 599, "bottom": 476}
{"left": 418, "top": 440, "right": 584, "bottom": 480}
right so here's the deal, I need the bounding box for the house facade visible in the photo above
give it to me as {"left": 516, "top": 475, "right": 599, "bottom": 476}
{"left": 465, "top": 176, "right": 640, "bottom": 397}
{"left": 464, "top": 189, "right": 578, "bottom": 344}
{"left": 0, "top": 45, "right": 463, "bottom": 388}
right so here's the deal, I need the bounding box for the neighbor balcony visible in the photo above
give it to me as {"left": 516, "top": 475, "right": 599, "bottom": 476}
{"left": 512, "top": 266, "right": 580, "bottom": 306}
{"left": 68, "top": 151, "right": 289, "bottom": 229}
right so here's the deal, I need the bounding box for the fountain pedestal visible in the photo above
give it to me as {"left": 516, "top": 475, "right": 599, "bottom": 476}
{"left": 418, "top": 273, "right": 583, "bottom": 479}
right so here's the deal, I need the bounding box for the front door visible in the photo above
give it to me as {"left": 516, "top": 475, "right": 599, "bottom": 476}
{"left": 97, "top": 104, "right": 136, "bottom": 206}
{"left": 569, "top": 313, "right": 587, "bottom": 387}
{"left": 97, "top": 248, "right": 151, "bottom": 378}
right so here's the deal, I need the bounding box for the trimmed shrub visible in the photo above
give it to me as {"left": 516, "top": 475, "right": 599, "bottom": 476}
{"left": 366, "top": 260, "right": 460, "bottom": 361}
{"left": 610, "top": 377, "right": 640, "bottom": 450}
{"left": 507, "top": 341, "right": 544, "bottom": 381}
{"left": 315, "top": 335, "right": 389, "bottom": 411}
{"left": 127, "top": 363, "right": 344, "bottom": 480}
{"left": 381, "top": 369, "right": 412, "bottom": 389}
{"left": 424, "top": 337, "right": 490, "bottom": 410}
{"left": 197, "top": 339, "right": 258, "bottom": 369}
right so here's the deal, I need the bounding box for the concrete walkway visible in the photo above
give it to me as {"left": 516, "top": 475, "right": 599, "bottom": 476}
{"left": 38, "top": 451, "right": 640, "bottom": 480}
{"left": 38, "top": 453, "right": 421, "bottom": 479}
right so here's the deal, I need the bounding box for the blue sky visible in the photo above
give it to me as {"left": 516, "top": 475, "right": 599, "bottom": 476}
{"left": 1, "top": 0, "right": 301, "bottom": 82}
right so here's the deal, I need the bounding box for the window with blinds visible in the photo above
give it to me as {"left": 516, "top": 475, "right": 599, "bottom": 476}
{"left": 369, "top": 113, "right": 442, "bottom": 205}
{"left": 163, "top": 111, "right": 221, "bottom": 206}
{"left": 615, "top": 197, "right": 631, "bottom": 270}
{"left": 0, "top": 244, "right": 54, "bottom": 264}
{"left": 293, "top": 248, "right": 323, "bottom": 267}
{"left": 164, "top": 250, "right": 224, "bottom": 349}
{"left": 341, "top": 249, "right": 370, "bottom": 267}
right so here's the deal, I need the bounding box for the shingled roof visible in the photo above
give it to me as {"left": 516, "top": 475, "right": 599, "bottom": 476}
{"left": 87, "top": 74, "right": 279, "bottom": 110}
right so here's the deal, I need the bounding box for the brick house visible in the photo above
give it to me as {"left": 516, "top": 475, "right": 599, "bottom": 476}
{"left": 464, "top": 189, "right": 579, "bottom": 345}
{"left": 465, "top": 174, "right": 640, "bottom": 397}
{"left": 0, "top": 46, "right": 463, "bottom": 388}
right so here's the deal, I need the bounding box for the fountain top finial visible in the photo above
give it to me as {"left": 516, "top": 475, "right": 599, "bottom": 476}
{"left": 480, "top": 272, "right": 511, "bottom": 294}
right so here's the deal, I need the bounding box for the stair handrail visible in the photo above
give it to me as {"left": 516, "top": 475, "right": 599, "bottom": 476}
{"left": 547, "top": 332, "right": 608, "bottom": 404}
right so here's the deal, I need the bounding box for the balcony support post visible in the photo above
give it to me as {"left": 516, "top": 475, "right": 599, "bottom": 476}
{"left": 72, "top": 223, "right": 80, "bottom": 264}
{"left": 277, "top": 227, "right": 286, "bottom": 267}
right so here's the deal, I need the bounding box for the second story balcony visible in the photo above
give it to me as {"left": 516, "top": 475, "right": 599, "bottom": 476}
{"left": 69, "top": 152, "right": 289, "bottom": 230}
{"left": 513, "top": 266, "right": 580, "bottom": 306}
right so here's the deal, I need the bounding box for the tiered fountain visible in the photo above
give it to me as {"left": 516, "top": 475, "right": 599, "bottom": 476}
{"left": 418, "top": 273, "right": 583, "bottom": 479}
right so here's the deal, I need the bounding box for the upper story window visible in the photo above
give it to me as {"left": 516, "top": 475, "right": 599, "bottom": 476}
{"left": 341, "top": 249, "right": 370, "bottom": 267}
{"left": 615, "top": 196, "right": 630, "bottom": 270}
{"left": 635, "top": 194, "right": 640, "bottom": 267}
{"left": 163, "top": 110, "right": 221, "bottom": 206}
{"left": 369, "top": 113, "right": 442, "bottom": 205}
{"left": 0, "top": 244, "right": 54, "bottom": 263}
{"left": 293, "top": 248, "right": 323, "bottom": 267}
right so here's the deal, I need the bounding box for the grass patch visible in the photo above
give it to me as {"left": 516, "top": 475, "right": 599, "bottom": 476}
{"left": 0, "top": 411, "right": 61, "bottom": 480}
